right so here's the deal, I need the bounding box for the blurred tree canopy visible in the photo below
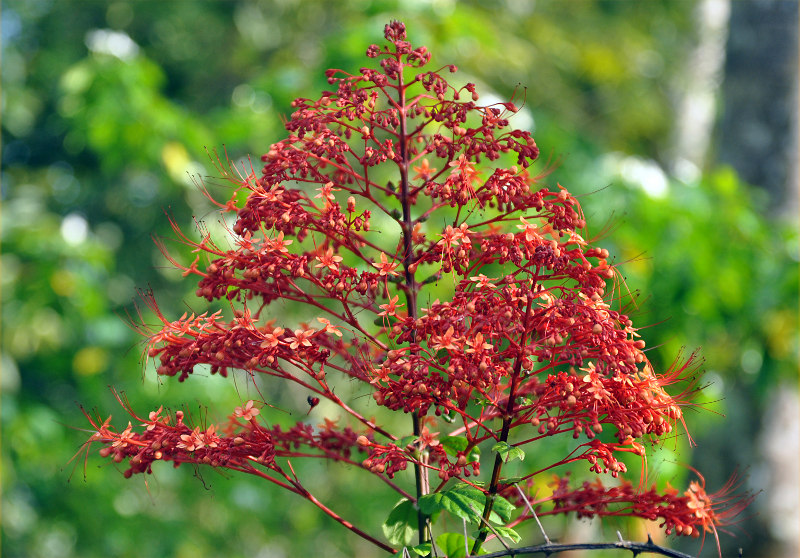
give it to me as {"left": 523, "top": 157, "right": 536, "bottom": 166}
{"left": 2, "top": 1, "right": 797, "bottom": 557}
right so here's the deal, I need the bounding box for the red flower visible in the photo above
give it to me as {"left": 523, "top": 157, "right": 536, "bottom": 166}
{"left": 234, "top": 400, "right": 260, "bottom": 421}
{"left": 372, "top": 252, "right": 399, "bottom": 277}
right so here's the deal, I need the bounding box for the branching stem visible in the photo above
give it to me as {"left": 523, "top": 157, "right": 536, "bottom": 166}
{"left": 472, "top": 295, "right": 534, "bottom": 555}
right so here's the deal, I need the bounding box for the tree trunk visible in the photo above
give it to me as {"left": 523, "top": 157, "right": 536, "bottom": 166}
{"left": 716, "top": 0, "right": 798, "bottom": 213}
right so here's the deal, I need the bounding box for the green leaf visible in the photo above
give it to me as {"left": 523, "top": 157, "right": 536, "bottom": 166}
{"left": 435, "top": 532, "right": 473, "bottom": 558}
{"left": 499, "top": 476, "right": 525, "bottom": 484}
{"left": 439, "top": 435, "right": 468, "bottom": 454}
{"left": 396, "top": 435, "right": 418, "bottom": 449}
{"left": 418, "top": 484, "right": 486, "bottom": 523}
{"left": 467, "top": 445, "right": 481, "bottom": 463}
{"left": 492, "top": 441, "right": 525, "bottom": 463}
{"left": 408, "top": 542, "right": 432, "bottom": 556}
{"left": 439, "top": 436, "right": 480, "bottom": 462}
{"left": 493, "top": 525, "right": 521, "bottom": 543}
{"left": 382, "top": 498, "right": 416, "bottom": 546}
{"left": 421, "top": 483, "right": 514, "bottom": 525}
{"left": 489, "top": 494, "right": 515, "bottom": 524}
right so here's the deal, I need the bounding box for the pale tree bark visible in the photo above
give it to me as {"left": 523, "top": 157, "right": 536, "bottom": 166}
{"left": 669, "top": 0, "right": 730, "bottom": 181}
{"left": 705, "top": 2, "right": 799, "bottom": 558}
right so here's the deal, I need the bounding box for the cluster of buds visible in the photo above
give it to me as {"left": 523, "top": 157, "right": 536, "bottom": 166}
{"left": 83, "top": 20, "right": 747, "bottom": 555}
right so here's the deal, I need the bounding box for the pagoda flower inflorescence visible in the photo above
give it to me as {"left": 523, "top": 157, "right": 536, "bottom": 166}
{"left": 80, "top": 21, "right": 750, "bottom": 558}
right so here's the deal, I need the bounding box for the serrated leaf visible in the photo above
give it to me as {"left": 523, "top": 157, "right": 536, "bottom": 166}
{"left": 382, "top": 498, "right": 416, "bottom": 546}
{"left": 439, "top": 435, "right": 468, "bottom": 455}
{"left": 491, "top": 441, "right": 507, "bottom": 455}
{"left": 408, "top": 542, "right": 432, "bottom": 556}
{"left": 435, "top": 532, "right": 472, "bottom": 558}
{"left": 499, "top": 476, "right": 525, "bottom": 484}
{"left": 450, "top": 483, "right": 488, "bottom": 502}
{"left": 492, "top": 441, "right": 525, "bottom": 463}
{"left": 493, "top": 525, "right": 521, "bottom": 543}
{"left": 418, "top": 484, "right": 486, "bottom": 523}
{"left": 488, "top": 493, "right": 516, "bottom": 524}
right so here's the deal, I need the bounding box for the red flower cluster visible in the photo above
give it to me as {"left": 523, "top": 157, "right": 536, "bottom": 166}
{"left": 83, "top": 20, "right": 747, "bottom": 556}
{"left": 79, "top": 393, "right": 275, "bottom": 479}
{"left": 516, "top": 472, "right": 750, "bottom": 555}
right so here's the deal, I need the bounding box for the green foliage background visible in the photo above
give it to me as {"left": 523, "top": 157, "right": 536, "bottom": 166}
{"left": 2, "top": 1, "right": 797, "bottom": 557}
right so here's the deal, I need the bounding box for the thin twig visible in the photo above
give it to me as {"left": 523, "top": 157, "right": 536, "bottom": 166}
{"left": 463, "top": 518, "right": 470, "bottom": 558}
{"left": 514, "top": 484, "right": 551, "bottom": 545}
{"left": 428, "top": 520, "right": 440, "bottom": 558}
